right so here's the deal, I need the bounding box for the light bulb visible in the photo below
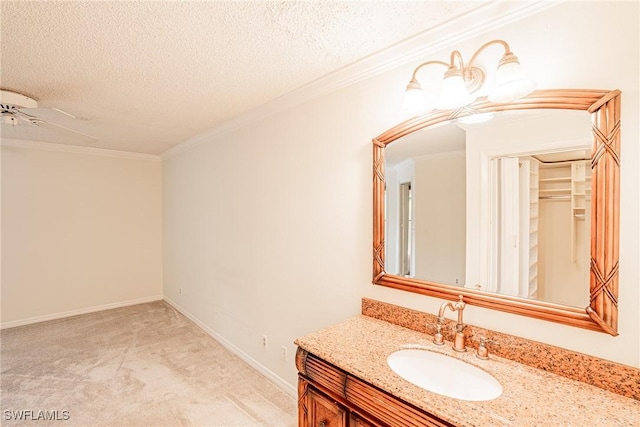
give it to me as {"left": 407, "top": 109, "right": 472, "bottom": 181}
{"left": 401, "top": 79, "right": 432, "bottom": 116}
{"left": 438, "top": 69, "right": 475, "bottom": 110}
{"left": 489, "top": 54, "right": 536, "bottom": 103}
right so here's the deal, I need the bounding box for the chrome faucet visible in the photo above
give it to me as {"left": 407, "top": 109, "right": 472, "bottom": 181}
{"left": 432, "top": 295, "right": 467, "bottom": 352}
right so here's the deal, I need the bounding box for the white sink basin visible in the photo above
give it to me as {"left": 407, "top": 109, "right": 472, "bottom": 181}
{"left": 387, "top": 349, "right": 502, "bottom": 401}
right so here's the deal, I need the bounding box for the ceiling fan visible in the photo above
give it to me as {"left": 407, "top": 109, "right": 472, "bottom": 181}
{"left": 0, "top": 89, "right": 96, "bottom": 141}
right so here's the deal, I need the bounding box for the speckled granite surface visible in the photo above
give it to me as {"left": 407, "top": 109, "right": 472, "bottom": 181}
{"left": 362, "top": 298, "right": 640, "bottom": 401}
{"left": 295, "top": 316, "right": 640, "bottom": 427}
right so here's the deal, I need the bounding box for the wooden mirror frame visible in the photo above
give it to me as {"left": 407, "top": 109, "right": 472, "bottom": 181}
{"left": 373, "top": 89, "right": 621, "bottom": 335}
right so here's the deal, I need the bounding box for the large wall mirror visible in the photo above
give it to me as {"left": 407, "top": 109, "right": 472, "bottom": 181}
{"left": 373, "top": 89, "right": 621, "bottom": 335}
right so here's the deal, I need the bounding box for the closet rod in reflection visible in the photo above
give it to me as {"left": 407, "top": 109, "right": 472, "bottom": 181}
{"left": 539, "top": 195, "right": 571, "bottom": 200}
{"left": 539, "top": 195, "right": 592, "bottom": 200}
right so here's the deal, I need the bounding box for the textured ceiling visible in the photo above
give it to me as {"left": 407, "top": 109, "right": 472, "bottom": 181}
{"left": 1, "top": 1, "right": 487, "bottom": 155}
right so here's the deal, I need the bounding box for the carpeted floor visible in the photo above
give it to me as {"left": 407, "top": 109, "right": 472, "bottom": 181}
{"left": 0, "top": 301, "right": 297, "bottom": 427}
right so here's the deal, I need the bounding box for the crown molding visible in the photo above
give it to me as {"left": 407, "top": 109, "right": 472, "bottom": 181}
{"left": 1, "top": 138, "right": 161, "bottom": 161}
{"left": 161, "top": 0, "right": 563, "bottom": 160}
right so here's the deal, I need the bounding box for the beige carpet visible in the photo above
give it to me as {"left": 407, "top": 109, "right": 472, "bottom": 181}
{"left": 0, "top": 301, "right": 297, "bottom": 427}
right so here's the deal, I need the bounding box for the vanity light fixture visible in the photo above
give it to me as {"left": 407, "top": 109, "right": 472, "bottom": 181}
{"left": 401, "top": 39, "right": 536, "bottom": 116}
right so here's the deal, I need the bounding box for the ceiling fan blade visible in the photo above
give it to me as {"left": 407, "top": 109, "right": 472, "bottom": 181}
{"left": 18, "top": 106, "right": 77, "bottom": 121}
{"left": 14, "top": 111, "right": 36, "bottom": 123}
{"left": 31, "top": 119, "right": 98, "bottom": 141}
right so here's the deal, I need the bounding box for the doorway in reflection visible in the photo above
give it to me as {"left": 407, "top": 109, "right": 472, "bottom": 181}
{"left": 489, "top": 151, "right": 591, "bottom": 307}
{"left": 399, "top": 182, "right": 413, "bottom": 277}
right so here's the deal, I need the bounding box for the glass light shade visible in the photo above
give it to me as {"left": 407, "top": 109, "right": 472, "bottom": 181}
{"left": 402, "top": 86, "right": 431, "bottom": 116}
{"left": 489, "top": 61, "right": 536, "bottom": 103}
{"left": 438, "top": 72, "right": 475, "bottom": 110}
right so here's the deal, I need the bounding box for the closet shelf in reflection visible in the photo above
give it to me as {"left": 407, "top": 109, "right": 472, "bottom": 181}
{"left": 539, "top": 177, "right": 571, "bottom": 183}
{"left": 539, "top": 188, "right": 571, "bottom": 193}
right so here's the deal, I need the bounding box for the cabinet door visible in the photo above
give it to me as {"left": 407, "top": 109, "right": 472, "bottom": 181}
{"left": 307, "top": 387, "right": 347, "bottom": 427}
{"left": 350, "top": 413, "right": 381, "bottom": 427}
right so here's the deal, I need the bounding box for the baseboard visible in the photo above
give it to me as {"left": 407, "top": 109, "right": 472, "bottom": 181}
{"left": 0, "top": 295, "right": 164, "bottom": 329}
{"left": 163, "top": 297, "right": 297, "bottom": 398}
{"left": 1, "top": 295, "right": 297, "bottom": 398}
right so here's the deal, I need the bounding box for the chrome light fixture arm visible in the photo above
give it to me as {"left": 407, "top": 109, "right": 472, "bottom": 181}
{"left": 402, "top": 39, "right": 535, "bottom": 115}
{"left": 406, "top": 60, "right": 450, "bottom": 89}
{"left": 466, "top": 39, "right": 512, "bottom": 70}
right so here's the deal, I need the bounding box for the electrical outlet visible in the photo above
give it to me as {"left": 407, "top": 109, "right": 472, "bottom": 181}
{"left": 262, "top": 335, "right": 268, "bottom": 349}
{"left": 179, "top": 287, "right": 182, "bottom": 295}
{"left": 280, "top": 346, "right": 288, "bottom": 362}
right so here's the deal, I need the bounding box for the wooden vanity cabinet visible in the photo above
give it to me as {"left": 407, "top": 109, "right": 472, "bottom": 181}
{"left": 299, "top": 377, "right": 380, "bottom": 427}
{"left": 296, "top": 348, "right": 454, "bottom": 427}
{"left": 349, "top": 413, "right": 378, "bottom": 427}
{"left": 305, "top": 385, "right": 347, "bottom": 427}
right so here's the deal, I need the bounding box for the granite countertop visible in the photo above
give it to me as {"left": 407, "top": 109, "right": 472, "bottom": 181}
{"left": 294, "top": 315, "right": 640, "bottom": 427}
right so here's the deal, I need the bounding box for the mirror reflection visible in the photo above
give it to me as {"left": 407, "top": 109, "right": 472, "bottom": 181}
{"left": 384, "top": 109, "right": 592, "bottom": 307}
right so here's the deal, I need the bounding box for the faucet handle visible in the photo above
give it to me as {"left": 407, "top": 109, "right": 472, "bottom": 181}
{"left": 429, "top": 319, "right": 445, "bottom": 346}
{"left": 474, "top": 336, "right": 497, "bottom": 360}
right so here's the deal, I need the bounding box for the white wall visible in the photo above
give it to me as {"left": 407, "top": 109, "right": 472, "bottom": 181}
{"left": 163, "top": 0, "right": 639, "bottom": 392}
{"left": 163, "top": 87, "right": 373, "bottom": 388}
{"left": 1, "top": 142, "right": 163, "bottom": 326}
